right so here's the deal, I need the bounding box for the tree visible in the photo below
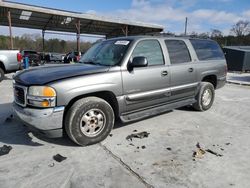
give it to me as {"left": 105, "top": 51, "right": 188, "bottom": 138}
{"left": 198, "top": 32, "right": 210, "bottom": 38}
{"left": 211, "top": 29, "right": 223, "bottom": 38}
{"left": 190, "top": 31, "right": 198, "bottom": 37}
{"left": 230, "top": 20, "right": 250, "bottom": 36}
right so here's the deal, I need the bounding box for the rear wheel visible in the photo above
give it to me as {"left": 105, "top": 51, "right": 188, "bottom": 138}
{"left": 0, "top": 68, "right": 4, "bottom": 82}
{"left": 193, "top": 82, "right": 215, "bottom": 111}
{"left": 65, "top": 97, "right": 114, "bottom": 146}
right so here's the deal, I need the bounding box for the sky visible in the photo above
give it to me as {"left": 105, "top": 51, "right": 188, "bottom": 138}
{"left": 1, "top": 0, "right": 250, "bottom": 40}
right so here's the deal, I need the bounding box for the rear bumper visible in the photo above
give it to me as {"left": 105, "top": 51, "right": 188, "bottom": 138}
{"left": 13, "top": 103, "right": 64, "bottom": 138}
{"left": 217, "top": 76, "right": 226, "bottom": 89}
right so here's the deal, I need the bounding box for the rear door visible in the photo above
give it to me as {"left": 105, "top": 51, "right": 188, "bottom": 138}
{"left": 164, "top": 39, "right": 197, "bottom": 101}
{"left": 122, "top": 39, "right": 171, "bottom": 112}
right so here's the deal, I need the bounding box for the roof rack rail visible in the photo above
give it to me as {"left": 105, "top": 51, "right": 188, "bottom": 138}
{"left": 148, "top": 32, "right": 211, "bottom": 39}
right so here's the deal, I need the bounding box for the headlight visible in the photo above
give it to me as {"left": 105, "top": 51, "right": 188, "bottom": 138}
{"left": 28, "top": 86, "right": 56, "bottom": 107}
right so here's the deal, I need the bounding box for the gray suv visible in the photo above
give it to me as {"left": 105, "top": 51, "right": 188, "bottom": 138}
{"left": 13, "top": 36, "right": 227, "bottom": 146}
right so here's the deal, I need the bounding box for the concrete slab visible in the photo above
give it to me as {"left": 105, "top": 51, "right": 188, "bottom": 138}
{"left": 1, "top": 73, "right": 250, "bottom": 188}
{"left": 227, "top": 72, "right": 250, "bottom": 86}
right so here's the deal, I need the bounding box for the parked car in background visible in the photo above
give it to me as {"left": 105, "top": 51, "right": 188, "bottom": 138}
{"left": 63, "top": 51, "right": 81, "bottom": 63}
{"left": 21, "top": 50, "right": 41, "bottom": 66}
{"left": 0, "top": 50, "right": 22, "bottom": 82}
{"left": 45, "top": 53, "right": 65, "bottom": 63}
{"left": 13, "top": 36, "right": 227, "bottom": 146}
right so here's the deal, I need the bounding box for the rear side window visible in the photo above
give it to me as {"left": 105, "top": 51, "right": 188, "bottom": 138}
{"left": 165, "top": 40, "right": 191, "bottom": 64}
{"left": 131, "top": 40, "right": 164, "bottom": 66}
{"left": 190, "top": 39, "right": 224, "bottom": 60}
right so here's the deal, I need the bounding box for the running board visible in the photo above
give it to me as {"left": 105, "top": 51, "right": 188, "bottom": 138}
{"left": 120, "top": 98, "right": 196, "bottom": 123}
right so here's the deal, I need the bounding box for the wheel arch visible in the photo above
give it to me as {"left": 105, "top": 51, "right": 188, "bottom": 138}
{"left": 63, "top": 91, "right": 119, "bottom": 131}
{"left": 202, "top": 75, "right": 217, "bottom": 89}
{"left": 0, "top": 61, "right": 6, "bottom": 73}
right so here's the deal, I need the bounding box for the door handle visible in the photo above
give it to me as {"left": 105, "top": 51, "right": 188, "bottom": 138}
{"left": 188, "top": 68, "right": 194, "bottom": 72}
{"left": 161, "top": 71, "right": 168, "bottom": 76}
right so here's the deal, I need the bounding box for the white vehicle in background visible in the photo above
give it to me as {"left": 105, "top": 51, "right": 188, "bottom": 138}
{"left": 0, "top": 50, "right": 22, "bottom": 82}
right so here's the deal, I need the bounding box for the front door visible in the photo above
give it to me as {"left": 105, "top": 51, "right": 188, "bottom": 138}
{"left": 122, "top": 39, "right": 171, "bottom": 112}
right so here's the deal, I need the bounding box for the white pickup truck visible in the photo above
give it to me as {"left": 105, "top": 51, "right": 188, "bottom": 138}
{"left": 0, "top": 50, "right": 22, "bottom": 82}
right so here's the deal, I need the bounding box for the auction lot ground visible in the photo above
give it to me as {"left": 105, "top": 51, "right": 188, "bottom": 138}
{"left": 0, "top": 73, "right": 250, "bottom": 188}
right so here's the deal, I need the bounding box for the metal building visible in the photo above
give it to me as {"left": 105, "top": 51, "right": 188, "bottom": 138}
{"left": 223, "top": 46, "right": 250, "bottom": 72}
{"left": 0, "top": 0, "right": 164, "bottom": 51}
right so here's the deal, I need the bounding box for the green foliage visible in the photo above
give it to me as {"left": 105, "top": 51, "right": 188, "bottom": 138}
{"left": 0, "top": 34, "right": 93, "bottom": 53}
{"left": 1, "top": 31, "right": 250, "bottom": 53}
{"left": 212, "top": 35, "right": 250, "bottom": 47}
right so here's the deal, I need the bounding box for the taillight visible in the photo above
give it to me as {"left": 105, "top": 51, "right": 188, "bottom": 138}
{"left": 17, "top": 53, "right": 22, "bottom": 63}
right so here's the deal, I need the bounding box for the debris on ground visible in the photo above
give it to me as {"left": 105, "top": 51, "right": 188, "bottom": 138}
{"left": 152, "top": 162, "right": 159, "bottom": 166}
{"left": 109, "top": 134, "right": 113, "bottom": 137}
{"left": 193, "top": 142, "right": 206, "bottom": 159}
{"left": 129, "top": 143, "right": 135, "bottom": 146}
{"left": 193, "top": 148, "right": 206, "bottom": 159}
{"left": 193, "top": 142, "right": 223, "bottom": 160}
{"left": 48, "top": 163, "right": 55, "bottom": 167}
{"left": 196, "top": 142, "right": 201, "bottom": 148}
{"left": 133, "top": 130, "right": 138, "bottom": 132}
{"left": 225, "top": 143, "right": 231, "bottom": 145}
{"left": 166, "top": 147, "right": 172, "bottom": 151}
{"left": 0, "top": 145, "right": 12, "bottom": 156}
{"left": 126, "top": 131, "right": 150, "bottom": 141}
{"left": 205, "top": 149, "right": 223, "bottom": 157}
{"left": 141, "top": 146, "right": 146, "bottom": 149}
{"left": 53, "top": 154, "right": 67, "bottom": 162}
{"left": 5, "top": 114, "right": 13, "bottom": 123}
{"left": 136, "top": 146, "right": 140, "bottom": 149}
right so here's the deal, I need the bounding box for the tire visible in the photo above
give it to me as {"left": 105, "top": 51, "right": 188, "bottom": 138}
{"left": 0, "top": 68, "right": 4, "bottom": 82}
{"left": 65, "top": 97, "right": 115, "bottom": 146}
{"left": 193, "top": 82, "right": 215, "bottom": 111}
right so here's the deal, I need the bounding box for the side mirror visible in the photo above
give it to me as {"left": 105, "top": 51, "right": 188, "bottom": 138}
{"left": 128, "top": 56, "right": 148, "bottom": 71}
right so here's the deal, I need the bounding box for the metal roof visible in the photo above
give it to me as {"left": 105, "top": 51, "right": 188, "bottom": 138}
{"left": 0, "top": 0, "right": 164, "bottom": 37}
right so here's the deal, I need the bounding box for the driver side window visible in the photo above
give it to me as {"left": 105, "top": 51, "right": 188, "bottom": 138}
{"left": 131, "top": 40, "right": 164, "bottom": 66}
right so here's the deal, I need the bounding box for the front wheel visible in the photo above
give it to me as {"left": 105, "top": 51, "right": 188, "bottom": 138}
{"left": 193, "top": 82, "right": 215, "bottom": 111}
{"left": 65, "top": 97, "right": 114, "bottom": 146}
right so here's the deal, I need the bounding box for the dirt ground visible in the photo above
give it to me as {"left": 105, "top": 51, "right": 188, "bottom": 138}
{"left": 0, "top": 73, "right": 250, "bottom": 188}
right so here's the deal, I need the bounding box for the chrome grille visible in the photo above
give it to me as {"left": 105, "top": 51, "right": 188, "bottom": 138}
{"left": 14, "top": 85, "right": 27, "bottom": 107}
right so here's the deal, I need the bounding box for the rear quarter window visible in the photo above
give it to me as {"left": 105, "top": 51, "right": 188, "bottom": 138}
{"left": 190, "top": 39, "right": 225, "bottom": 61}
{"left": 165, "top": 40, "right": 191, "bottom": 64}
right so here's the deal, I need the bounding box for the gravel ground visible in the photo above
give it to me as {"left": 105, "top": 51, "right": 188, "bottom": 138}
{"left": 0, "top": 73, "right": 250, "bottom": 188}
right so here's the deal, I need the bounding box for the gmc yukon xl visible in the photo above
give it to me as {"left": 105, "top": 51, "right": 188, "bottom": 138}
{"left": 13, "top": 36, "right": 227, "bottom": 146}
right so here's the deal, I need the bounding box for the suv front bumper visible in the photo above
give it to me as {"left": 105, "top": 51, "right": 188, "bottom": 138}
{"left": 13, "top": 103, "right": 65, "bottom": 138}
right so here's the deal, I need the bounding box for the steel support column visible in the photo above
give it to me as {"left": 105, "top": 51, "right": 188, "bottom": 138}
{"left": 42, "top": 30, "right": 45, "bottom": 52}
{"left": 76, "top": 19, "right": 81, "bottom": 52}
{"left": 121, "top": 25, "right": 128, "bottom": 36}
{"left": 7, "top": 10, "right": 13, "bottom": 49}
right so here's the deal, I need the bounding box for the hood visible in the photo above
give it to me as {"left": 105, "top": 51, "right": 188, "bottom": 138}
{"left": 14, "top": 64, "right": 110, "bottom": 86}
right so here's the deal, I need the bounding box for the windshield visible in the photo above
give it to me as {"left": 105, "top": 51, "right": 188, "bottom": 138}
{"left": 79, "top": 40, "right": 131, "bottom": 66}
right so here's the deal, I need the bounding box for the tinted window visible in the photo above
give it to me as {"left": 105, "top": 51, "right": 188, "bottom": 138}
{"left": 190, "top": 39, "right": 225, "bottom": 60}
{"left": 80, "top": 40, "right": 131, "bottom": 66}
{"left": 132, "top": 40, "right": 164, "bottom": 66}
{"left": 165, "top": 40, "right": 191, "bottom": 64}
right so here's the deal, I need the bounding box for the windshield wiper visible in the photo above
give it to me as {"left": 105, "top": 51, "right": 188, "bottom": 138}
{"left": 82, "top": 61, "right": 109, "bottom": 66}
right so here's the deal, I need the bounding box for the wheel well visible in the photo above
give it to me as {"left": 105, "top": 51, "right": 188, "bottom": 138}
{"left": 63, "top": 91, "right": 119, "bottom": 126}
{"left": 0, "top": 61, "right": 6, "bottom": 73}
{"left": 202, "top": 75, "right": 217, "bottom": 88}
